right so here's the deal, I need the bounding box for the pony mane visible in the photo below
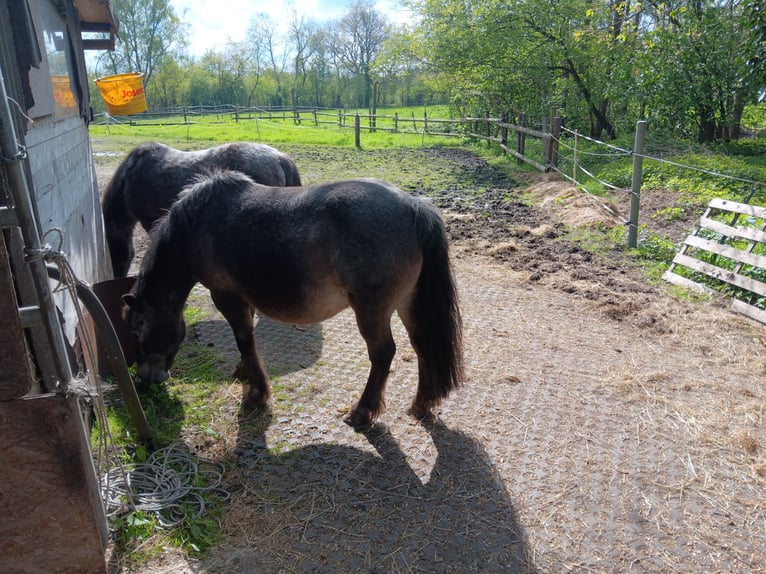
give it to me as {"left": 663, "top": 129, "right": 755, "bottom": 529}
{"left": 149, "top": 169, "right": 257, "bottom": 248}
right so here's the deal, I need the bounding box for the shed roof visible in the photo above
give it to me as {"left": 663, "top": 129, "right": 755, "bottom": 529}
{"left": 72, "top": 0, "right": 119, "bottom": 50}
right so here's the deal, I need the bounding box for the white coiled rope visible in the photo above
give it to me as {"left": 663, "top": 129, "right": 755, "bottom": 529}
{"left": 101, "top": 442, "right": 229, "bottom": 528}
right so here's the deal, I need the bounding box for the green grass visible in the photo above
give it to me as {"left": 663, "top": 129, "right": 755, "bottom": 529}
{"left": 94, "top": 302, "right": 234, "bottom": 563}
{"left": 90, "top": 105, "right": 464, "bottom": 149}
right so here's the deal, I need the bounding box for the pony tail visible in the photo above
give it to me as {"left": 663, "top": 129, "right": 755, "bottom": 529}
{"left": 410, "top": 201, "right": 464, "bottom": 410}
{"left": 279, "top": 156, "right": 302, "bottom": 186}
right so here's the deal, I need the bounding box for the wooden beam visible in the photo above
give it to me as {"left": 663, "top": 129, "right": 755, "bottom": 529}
{"left": 671, "top": 253, "right": 766, "bottom": 298}
{"left": 0, "top": 230, "right": 32, "bottom": 400}
{"left": 698, "top": 216, "right": 766, "bottom": 244}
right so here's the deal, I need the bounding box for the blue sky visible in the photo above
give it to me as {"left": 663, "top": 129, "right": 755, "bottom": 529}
{"left": 170, "top": 0, "right": 413, "bottom": 58}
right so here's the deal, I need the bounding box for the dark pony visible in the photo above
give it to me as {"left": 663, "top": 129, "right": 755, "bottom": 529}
{"left": 123, "top": 171, "right": 464, "bottom": 429}
{"left": 102, "top": 141, "right": 301, "bottom": 277}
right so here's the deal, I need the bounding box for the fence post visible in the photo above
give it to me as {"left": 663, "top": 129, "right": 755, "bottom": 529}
{"left": 291, "top": 88, "right": 299, "bottom": 124}
{"left": 572, "top": 130, "right": 579, "bottom": 184}
{"left": 517, "top": 114, "right": 526, "bottom": 166}
{"left": 424, "top": 111, "right": 428, "bottom": 134}
{"left": 354, "top": 114, "right": 361, "bottom": 149}
{"left": 549, "top": 116, "right": 562, "bottom": 170}
{"left": 628, "top": 120, "right": 647, "bottom": 249}
{"left": 371, "top": 81, "right": 378, "bottom": 132}
{"left": 394, "top": 112, "right": 398, "bottom": 133}
{"left": 500, "top": 113, "right": 508, "bottom": 153}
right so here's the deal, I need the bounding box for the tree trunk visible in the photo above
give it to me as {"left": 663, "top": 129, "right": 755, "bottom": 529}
{"left": 697, "top": 103, "right": 717, "bottom": 143}
{"left": 729, "top": 89, "right": 746, "bottom": 140}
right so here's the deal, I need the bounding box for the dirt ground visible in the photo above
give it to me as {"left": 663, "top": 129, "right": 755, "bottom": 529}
{"left": 93, "top": 143, "right": 766, "bottom": 573}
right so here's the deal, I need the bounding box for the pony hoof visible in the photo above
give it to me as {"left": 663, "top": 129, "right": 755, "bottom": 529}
{"left": 344, "top": 408, "right": 372, "bottom": 431}
{"left": 244, "top": 388, "right": 268, "bottom": 408}
{"left": 408, "top": 404, "right": 434, "bottom": 422}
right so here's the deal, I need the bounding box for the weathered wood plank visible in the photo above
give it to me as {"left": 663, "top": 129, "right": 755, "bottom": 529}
{"left": 683, "top": 234, "right": 766, "bottom": 270}
{"left": 672, "top": 253, "right": 766, "bottom": 298}
{"left": 731, "top": 299, "right": 766, "bottom": 325}
{"left": 709, "top": 198, "right": 766, "bottom": 220}
{"left": 0, "top": 394, "right": 106, "bottom": 573}
{"left": 698, "top": 216, "right": 766, "bottom": 244}
{"left": 666, "top": 197, "right": 766, "bottom": 325}
{"left": 662, "top": 270, "right": 712, "bottom": 294}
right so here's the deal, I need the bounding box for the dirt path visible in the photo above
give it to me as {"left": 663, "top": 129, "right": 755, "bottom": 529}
{"left": 94, "top": 143, "right": 766, "bottom": 573}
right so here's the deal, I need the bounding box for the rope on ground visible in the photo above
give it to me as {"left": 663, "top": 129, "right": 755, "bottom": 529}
{"left": 101, "top": 442, "right": 230, "bottom": 528}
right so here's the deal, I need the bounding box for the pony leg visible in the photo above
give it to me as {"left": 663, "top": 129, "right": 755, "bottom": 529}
{"left": 397, "top": 310, "right": 434, "bottom": 420}
{"left": 105, "top": 222, "right": 136, "bottom": 278}
{"left": 209, "top": 290, "right": 270, "bottom": 407}
{"left": 397, "top": 303, "right": 460, "bottom": 421}
{"left": 346, "top": 313, "right": 396, "bottom": 429}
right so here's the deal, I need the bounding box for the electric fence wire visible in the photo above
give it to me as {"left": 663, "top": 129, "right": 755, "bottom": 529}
{"left": 42, "top": 233, "right": 229, "bottom": 530}
{"left": 559, "top": 125, "right": 766, "bottom": 190}
{"left": 543, "top": 163, "right": 625, "bottom": 224}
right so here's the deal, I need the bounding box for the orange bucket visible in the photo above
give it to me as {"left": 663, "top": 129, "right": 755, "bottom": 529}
{"left": 95, "top": 72, "right": 147, "bottom": 116}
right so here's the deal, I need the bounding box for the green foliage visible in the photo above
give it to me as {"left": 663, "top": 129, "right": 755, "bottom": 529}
{"left": 741, "top": 103, "right": 766, "bottom": 131}
{"left": 409, "top": 0, "right": 765, "bottom": 142}
{"left": 110, "top": 512, "right": 161, "bottom": 564}
{"left": 635, "top": 226, "right": 678, "bottom": 264}
{"left": 642, "top": 153, "right": 766, "bottom": 204}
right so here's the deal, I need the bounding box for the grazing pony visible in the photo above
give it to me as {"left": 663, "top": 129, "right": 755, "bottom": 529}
{"left": 102, "top": 141, "right": 301, "bottom": 277}
{"left": 123, "top": 171, "right": 464, "bottom": 428}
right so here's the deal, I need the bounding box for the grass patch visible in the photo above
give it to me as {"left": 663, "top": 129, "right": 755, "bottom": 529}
{"left": 95, "top": 304, "right": 234, "bottom": 565}
{"left": 90, "top": 106, "right": 463, "bottom": 150}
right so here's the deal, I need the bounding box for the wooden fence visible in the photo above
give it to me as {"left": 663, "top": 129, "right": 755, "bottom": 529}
{"left": 101, "top": 105, "right": 561, "bottom": 172}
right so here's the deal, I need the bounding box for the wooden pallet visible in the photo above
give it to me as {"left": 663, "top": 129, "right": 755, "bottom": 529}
{"left": 663, "top": 198, "right": 766, "bottom": 325}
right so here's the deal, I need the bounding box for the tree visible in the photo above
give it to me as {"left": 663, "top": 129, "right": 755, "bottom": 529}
{"left": 411, "top": 0, "right": 764, "bottom": 141}
{"left": 196, "top": 45, "right": 250, "bottom": 106}
{"left": 288, "top": 9, "right": 320, "bottom": 100}
{"left": 104, "top": 0, "right": 187, "bottom": 89}
{"left": 332, "top": 0, "right": 391, "bottom": 107}
{"left": 247, "top": 13, "right": 289, "bottom": 106}
{"left": 145, "top": 58, "right": 185, "bottom": 107}
{"left": 638, "top": 0, "right": 765, "bottom": 142}
{"left": 375, "top": 25, "right": 432, "bottom": 106}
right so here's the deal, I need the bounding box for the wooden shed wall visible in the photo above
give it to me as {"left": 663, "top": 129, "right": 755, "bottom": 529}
{"left": 0, "top": 0, "right": 115, "bottom": 571}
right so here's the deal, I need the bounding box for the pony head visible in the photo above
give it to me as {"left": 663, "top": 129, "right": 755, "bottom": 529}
{"left": 122, "top": 293, "right": 186, "bottom": 383}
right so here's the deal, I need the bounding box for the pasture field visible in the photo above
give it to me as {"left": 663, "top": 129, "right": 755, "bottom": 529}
{"left": 91, "top": 134, "right": 766, "bottom": 573}
{"left": 89, "top": 105, "right": 461, "bottom": 150}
